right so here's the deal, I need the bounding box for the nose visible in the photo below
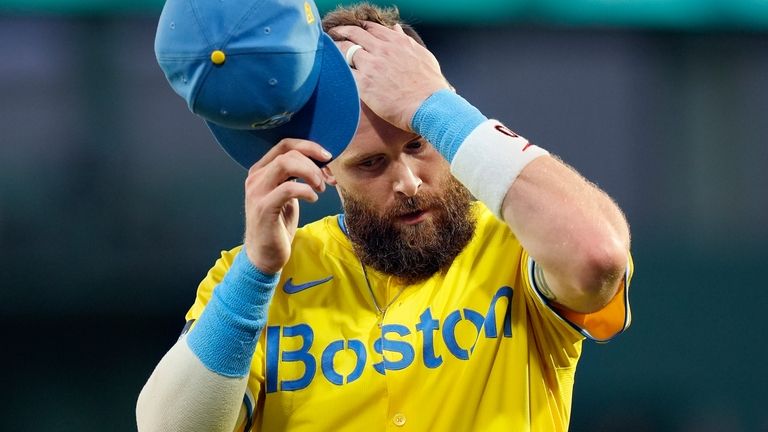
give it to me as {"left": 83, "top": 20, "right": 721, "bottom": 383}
{"left": 392, "top": 160, "right": 422, "bottom": 197}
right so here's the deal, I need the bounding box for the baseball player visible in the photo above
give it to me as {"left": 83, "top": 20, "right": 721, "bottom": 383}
{"left": 137, "top": 2, "right": 633, "bottom": 431}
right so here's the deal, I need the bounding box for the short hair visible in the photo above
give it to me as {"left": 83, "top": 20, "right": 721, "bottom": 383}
{"left": 322, "top": 2, "right": 427, "bottom": 48}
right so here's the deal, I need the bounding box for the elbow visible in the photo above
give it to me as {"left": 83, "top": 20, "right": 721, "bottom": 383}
{"left": 571, "top": 236, "right": 628, "bottom": 313}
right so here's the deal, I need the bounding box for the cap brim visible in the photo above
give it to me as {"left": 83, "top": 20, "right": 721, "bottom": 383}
{"left": 206, "top": 33, "right": 360, "bottom": 169}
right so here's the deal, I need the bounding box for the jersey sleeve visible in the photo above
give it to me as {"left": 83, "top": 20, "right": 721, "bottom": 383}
{"left": 182, "top": 245, "right": 267, "bottom": 432}
{"left": 521, "top": 249, "right": 634, "bottom": 343}
{"left": 184, "top": 246, "right": 242, "bottom": 323}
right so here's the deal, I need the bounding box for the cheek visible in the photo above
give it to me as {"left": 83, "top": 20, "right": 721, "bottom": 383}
{"left": 417, "top": 156, "right": 451, "bottom": 187}
{"left": 337, "top": 177, "right": 392, "bottom": 210}
{"left": 361, "top": 182, "right": 391, "bottom": 211}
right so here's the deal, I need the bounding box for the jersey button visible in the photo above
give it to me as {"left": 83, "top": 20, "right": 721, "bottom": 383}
{"left": 392, "top": 413, "right": 406, "bottom": 426}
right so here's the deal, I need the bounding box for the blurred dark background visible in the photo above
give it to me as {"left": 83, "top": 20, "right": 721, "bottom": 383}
{"left": 2, "top": 0, "right": 767, "bottom": 431}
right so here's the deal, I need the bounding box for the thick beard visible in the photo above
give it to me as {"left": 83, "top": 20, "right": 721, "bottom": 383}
{"left": 340, "top": 175, "right": 476, "bottom": 285}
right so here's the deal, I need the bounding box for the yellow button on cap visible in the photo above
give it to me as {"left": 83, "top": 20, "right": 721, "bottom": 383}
{"left": 210, "top": 50, "right": 226, "bottom": 65}
{"left": 392, "top": 413, "right": 406, "bottom": 427}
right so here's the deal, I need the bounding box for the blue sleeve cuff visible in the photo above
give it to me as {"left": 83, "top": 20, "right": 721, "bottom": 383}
{"left": 410, "top": 89, "right": 487, "bottom": 163}
{"left": 186, "top": 250, "right": 279, "bottom": 377}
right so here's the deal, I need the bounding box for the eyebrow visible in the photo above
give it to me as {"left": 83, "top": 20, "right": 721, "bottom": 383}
{"left": 342, "top": 135, "right": 424, "bottom": 165}
{"left": 343, "top": 151, "right": 383, "bottom": 165}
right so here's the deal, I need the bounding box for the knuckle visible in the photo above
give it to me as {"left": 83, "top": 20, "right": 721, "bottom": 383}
{"left": 285, "top": 149, "right": 303, "bottom": 159}
{"left": 360, "top": 75, "right": 374, "bottom": 87}
{"left": 275, "top": 138, "right": 301, "bottom": 155}
{"left": 244, "top": 173, "right": 263, "bottom": 192}
{"left": 276, "top": 183, "right": 301, "bottom": 201}
{"left": 248, "top": 160, "right": 263, "bottom": 175}
{"left": 274, "top": 179, "right": 294, "bottom": 193}
{"left": 276, "top": 137, "right": 294, "bottom": 149}
{"left": 294, "top": 182, "right": 314, "bottom": 198}
{"left": 272, "top": 153, "right": 290, "bottom": 169}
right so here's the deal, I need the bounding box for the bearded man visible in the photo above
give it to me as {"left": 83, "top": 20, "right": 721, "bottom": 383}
{"left": 137, "top": 2, "right": 633, "bottom": 431}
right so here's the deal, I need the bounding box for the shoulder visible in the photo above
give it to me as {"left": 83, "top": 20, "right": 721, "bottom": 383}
{"left": 208, "top": 214, "right": 344, "bottom": 273}
{"left": 291, "top": 214, "right": 346, "bottom": 255}
{"left": 184, "top": 245, "right": 242, "bottom": 321}
{"left": 465, "top": 201, "right": 520, "bottom": 253}
{"left": 286, "top": 213, "right": 358, "bottom": 269}
{"left": 441, "top": 201, "right": 523, "bottom": 283}
{"left": 293, "top": 214, "right": 340, "bottom": 243}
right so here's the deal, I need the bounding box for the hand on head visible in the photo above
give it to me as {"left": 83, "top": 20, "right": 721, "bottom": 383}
{"left": 329, "top": 21, "right": 451, "bottom": 132}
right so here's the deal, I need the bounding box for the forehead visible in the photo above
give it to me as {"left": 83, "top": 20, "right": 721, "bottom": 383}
{"left": 338, "top": 104, "right": 419, "bottom": 161}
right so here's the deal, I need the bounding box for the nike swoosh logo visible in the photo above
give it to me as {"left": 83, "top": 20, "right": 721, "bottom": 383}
{"left": 283, "top": 276, "right": 333, "bottom": 294}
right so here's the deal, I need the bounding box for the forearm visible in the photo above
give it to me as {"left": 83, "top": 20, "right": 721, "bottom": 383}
{"left": 502, "top": 156, "right": 630, "bottom": 312}
{"left": 136, "top": 336, "right": 248, "bottom": 432}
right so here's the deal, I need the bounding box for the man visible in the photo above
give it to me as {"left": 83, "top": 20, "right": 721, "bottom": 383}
{"left": 137, "top": 3, "right": 632, "bottom": 431}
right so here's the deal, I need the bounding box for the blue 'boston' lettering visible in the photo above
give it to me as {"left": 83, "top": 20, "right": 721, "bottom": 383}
{"left": 372, "top": 324, "right": 415, "bottom": 375}
{"left": 442, "top": 309, "right": 485, "bottom": 360}
{"left": 321, "top": 339, "right": 367, "bottom": 385}
{"left": 415, "top": 308, "right": 442, "bottom": 368}
{"left": 483, "top": 287, "right": 514, "bottom": 338}
{"left": 265, "top": 325, "right": 280, "bottom": 393}
{"left": 280, "top": 324, "right": 316, "bottom": 391}
{"left": 265, "top": 286, "right": 515, "bottom": 392}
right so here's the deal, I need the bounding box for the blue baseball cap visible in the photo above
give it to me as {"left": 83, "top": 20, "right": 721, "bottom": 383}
{"left": 154, "top": 0, "right": 360, "bottom": 169}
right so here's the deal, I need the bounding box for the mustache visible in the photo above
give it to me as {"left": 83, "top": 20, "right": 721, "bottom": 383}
{"left": 386, "top": 194, "right": 436, "bottom": 218}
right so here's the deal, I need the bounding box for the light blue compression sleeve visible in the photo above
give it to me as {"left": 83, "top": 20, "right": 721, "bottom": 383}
{"left": 410, "top": 89, "right": 487, "bottom": 163}
{"left": 186, "top": 250, "right": 279, "bottom": 377}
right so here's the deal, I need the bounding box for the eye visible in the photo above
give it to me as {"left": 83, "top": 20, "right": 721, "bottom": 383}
{"left": 405, "top": 140, "right": 423, "bottom": 151}
{"left": 358, "top": 156, "right": 384, "bottom": 170}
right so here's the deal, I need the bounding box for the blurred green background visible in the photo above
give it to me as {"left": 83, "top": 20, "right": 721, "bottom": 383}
{"left": 5, "top": 0, "right": 768, "bottom": 29}
{"left": 1, "top": 1, "right": 767, "bottom": 431}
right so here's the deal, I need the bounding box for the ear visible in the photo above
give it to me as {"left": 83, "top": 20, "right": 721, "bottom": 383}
{"left": 322, "top": 165, "right": 337, "bottom": 186}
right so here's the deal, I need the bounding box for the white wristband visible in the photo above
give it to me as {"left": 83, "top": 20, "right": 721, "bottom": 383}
{"left": 450, "top": 119, "right": 549, "bottom": 219}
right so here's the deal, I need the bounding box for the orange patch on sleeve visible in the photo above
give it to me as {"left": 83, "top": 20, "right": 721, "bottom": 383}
{"left": 554, "top": 280, "right": 629, "bottom": 341}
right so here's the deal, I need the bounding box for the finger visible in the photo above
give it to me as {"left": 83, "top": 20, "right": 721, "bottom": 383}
{"left": 253, "top": 138, "right": 332, "bottom": 171}
{"left": 329, "top": 25, "right": 383, "bottom": 52}
{"left": 394, "top": 23, "right": 406, "bottom": 35}
{"left": 335, "top": 39, "right": 357, "bottom": 54}
{"left": 326, "top": 26, "right": 347, "bottom": 42}
{"left": 359, "top": 21, "right": 402, "bottom": 41}
{"left": 263, "top": 181, "right": 319, "bottom": 209}
{"left": 257, "top": 150, "right": 326, "bottom": 192}
{"left": 248, "top": 181, "right": 318, "bottom": 224}
{"left": 336, "top": 41, "right": 373, "bottom": 70}
{"left": 250, "top": 138, "right": 332, "bottom": 173}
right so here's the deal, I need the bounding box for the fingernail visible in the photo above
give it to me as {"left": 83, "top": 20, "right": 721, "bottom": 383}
{"left": 321, "top": 149, "right": 332, "bottom": 159}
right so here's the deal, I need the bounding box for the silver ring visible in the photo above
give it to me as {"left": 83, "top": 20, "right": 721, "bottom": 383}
{"left": 345, "top": 44, "right": 364, "bottom": 68}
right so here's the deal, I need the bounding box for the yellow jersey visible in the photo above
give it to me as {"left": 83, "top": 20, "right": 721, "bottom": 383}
{"left": 186, "top": 202, "right": 632, "bottom": 431}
